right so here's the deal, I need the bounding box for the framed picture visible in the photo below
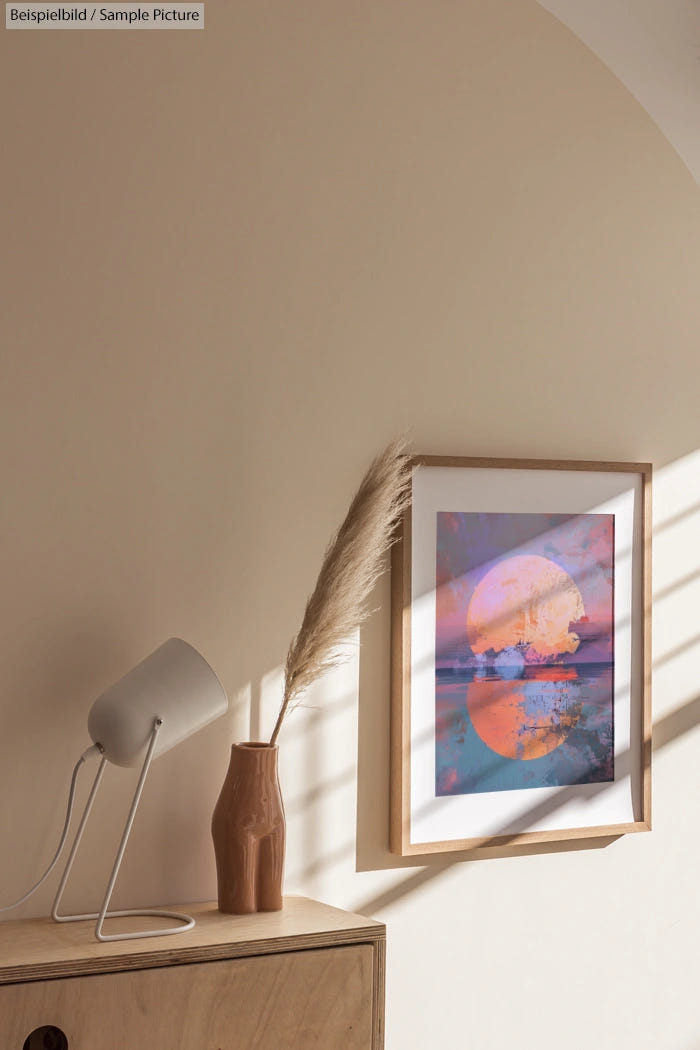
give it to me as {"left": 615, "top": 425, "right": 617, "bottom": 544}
{"left": 390, "top": 456, "right": 652, "bottom": 855}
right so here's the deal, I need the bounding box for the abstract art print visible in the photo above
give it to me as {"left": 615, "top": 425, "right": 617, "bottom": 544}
{"left": 390, "top": 457, "right": 652, "bottom": 856}
{"left": 435, "top": 511, "right": 614, "bottom": 797}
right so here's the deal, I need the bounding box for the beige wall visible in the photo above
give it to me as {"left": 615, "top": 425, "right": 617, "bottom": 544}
{"left": 3, "top": 3, "right": 700, "bottom": 1048}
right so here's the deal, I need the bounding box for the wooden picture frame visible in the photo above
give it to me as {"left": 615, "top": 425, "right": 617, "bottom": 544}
{"left": 390, "top": 456, "right": 652, "bottom": 856}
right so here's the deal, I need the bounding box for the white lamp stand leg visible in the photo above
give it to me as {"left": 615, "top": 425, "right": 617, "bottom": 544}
{"left": 52, "top": 718, "right": 195, "bottom": 942}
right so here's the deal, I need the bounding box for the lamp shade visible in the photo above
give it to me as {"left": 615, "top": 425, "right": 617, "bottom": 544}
{"left": 87, "top": 638, "right": 228, "bottom": 767}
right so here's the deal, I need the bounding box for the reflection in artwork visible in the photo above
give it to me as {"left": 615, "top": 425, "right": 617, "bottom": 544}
{"left": 435, "top": 512, "right": 614, "bottom": 795}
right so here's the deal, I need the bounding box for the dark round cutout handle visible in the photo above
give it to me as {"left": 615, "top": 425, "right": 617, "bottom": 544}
{"left": 23, "top": 1025, "right": 68, "bottom": 1050}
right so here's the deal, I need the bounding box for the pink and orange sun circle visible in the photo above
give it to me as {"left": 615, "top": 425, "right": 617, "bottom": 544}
{"left": 465, "top": 555, "right": 584, "bottom": 760}
{"left": 466, "top": 554, "right": 584, "bottom": 659}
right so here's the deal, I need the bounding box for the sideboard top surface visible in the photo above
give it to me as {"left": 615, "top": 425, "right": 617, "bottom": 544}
{"left": 0, "top": 897, "right": 385, "bottom": 985}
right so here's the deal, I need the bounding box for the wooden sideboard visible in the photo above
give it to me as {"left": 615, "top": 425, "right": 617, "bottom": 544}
{"left": 0, "top": 897, "right": 385, "bottom": 1049}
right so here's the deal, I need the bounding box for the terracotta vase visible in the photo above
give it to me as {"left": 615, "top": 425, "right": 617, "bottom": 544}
{"left": 211, "top": 742, "right": 285, "bottom": 914}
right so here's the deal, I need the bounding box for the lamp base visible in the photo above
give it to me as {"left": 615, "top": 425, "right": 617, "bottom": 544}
{"left": 52, "top": 719, "right": 195, "bottom": 942}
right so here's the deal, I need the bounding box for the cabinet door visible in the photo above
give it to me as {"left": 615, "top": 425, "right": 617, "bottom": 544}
{"left": 2, "top": 944, "right": 375, "bottom": 1049}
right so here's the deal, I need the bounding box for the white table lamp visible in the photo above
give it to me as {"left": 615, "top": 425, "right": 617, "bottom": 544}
{"left": 51, "top": 638, "right": 228, "bottom": 942}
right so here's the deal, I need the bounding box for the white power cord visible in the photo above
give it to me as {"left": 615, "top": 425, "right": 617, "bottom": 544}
{"left": 0, "top": 744, "right": 102, "bottom": 913}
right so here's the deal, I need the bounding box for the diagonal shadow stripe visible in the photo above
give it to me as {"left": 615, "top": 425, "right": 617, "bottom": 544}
{"left": 355, "top": 692, "right": 699, "bottom": 917}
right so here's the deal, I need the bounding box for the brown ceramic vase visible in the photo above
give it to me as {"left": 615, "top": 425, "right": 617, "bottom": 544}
{"left": 211, "top": 742, "right": 285, "bottom": 914}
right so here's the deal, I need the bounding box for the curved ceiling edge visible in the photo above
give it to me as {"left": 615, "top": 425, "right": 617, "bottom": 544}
{"left": 536, "top": 0, "right": 700, "bottom": 186}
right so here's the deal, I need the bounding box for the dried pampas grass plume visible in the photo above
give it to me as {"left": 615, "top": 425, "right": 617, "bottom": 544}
{"left": 269, "top": 438, "right": 412, "bottom": 745}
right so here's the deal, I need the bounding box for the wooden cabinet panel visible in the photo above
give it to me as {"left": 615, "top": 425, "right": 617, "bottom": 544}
{"left": 2, "top": 945, "right": 373, "bottom": 1050}
{"left": 0, "top": 898, "right": 385, "bottom": 1049}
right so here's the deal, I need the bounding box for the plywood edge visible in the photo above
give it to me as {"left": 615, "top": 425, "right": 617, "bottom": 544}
{"left": 0, "top": 897, "right": 385, "bottom": 985}
{"left": 399, "top": 820, "right": 650, "bottom": 856}
{"left": 641, "top": 465, "right": 653, "bottom": 829}
{"left": 412, "top": 455, "right": 653, "bottom": 474}
{"left": 390, "top": 499, "right": 414, "bottom": 857}
{"left": 371, "top": 935, "right": 387, "bottom": 1049}
{"left": 389, "top": 514, "right": 411, "bottom": 856}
